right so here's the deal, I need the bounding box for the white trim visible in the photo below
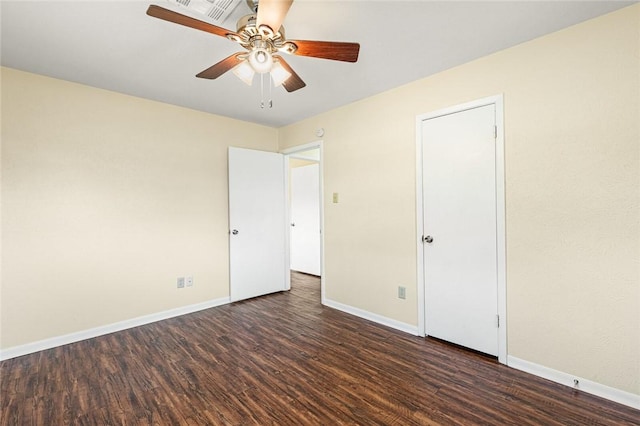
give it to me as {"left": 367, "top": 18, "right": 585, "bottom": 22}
{"left": 415, "top": 117, "right": 426, "bottom": 337}
{"left": 281, "top": 141, "right": 325, "bottom": 303}
{"left": 416, "top": 94, "right": 507, "bottom": 364}
{"left": 0, "top": 297, "right": 230, "bottom": 361}
{"left": 508, "top": 356, "right": 640, "bottom": 410}
{"left": 324, "top": 298, "right": 420, "bottom": 336}
{"left": 494, "top": 97, "right": 507, "bottom": 363}
{"left": 288, "top": 154, "right": 320, "bottom": 163}
{"left": 282, "top": 155, "right": 292, "bottom": 291}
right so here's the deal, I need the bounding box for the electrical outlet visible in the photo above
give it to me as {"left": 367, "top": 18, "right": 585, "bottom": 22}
{"left": 398, "top": 286, "right": 406, "bottom": 299}
{"left": 332, "top": 192, "right": 339, "bottom": 203}
{"left": 186, "top": 276, "right": 193, "bottom": 287}
{"left": 177, "top": 277, "right": 185, "bottom": 289}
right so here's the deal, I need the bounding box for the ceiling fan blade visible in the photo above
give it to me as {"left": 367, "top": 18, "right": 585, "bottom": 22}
{"left": 256, "top": 0, "right": 293, "bottom": 34}
{"left": 146, "top": 5, "right": 238, "bottom": 39}
{"left": 196, "top": 53, "right": 245, "bottom": 79}
{"left": 289, "top": 40, "right": 360, "bottom": 63}
{"left": 274, "top": 56, "right": 306, "bottom": 93}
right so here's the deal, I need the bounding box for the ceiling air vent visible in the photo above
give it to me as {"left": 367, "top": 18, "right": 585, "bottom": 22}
{"left": 167, "top": 0, "right": 241, "bottom": 25}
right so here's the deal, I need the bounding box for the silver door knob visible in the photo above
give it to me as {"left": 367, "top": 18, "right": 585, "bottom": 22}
{"left": 424, "top": 235, "right": 433, "bottom": 243}
{"left": 231, "top": 229, "right": 239, "bottom": 235}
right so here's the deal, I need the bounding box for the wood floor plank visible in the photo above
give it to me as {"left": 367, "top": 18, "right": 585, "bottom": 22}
{"left": 1, "top": 272, "right": 639, "bottom": 425}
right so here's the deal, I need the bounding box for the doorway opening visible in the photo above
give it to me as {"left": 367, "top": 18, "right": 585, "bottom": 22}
{"left": 282, "top": 142, "right": 324, "bottom": 303}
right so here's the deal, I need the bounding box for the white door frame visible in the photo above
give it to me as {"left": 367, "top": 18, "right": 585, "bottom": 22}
{"left": 415, "top": 95, "right": 507, "bottom": 364}
{"left": 281, "top": 141, "right": 325, "bottom": 302}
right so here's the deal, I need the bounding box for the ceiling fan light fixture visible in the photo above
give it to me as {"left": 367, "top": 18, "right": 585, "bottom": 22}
{"left": 232, "top": 60, "right": 255, "bottom": 85}
{"left": 270, "top": 61, "right": 291, "bottom": 87}
{"left": 249, "top": 47, "right": 273, "bottom": 74}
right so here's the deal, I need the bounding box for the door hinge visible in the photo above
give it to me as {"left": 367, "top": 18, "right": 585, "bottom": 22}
{"left": 494, "top": 125, "right": 498, "bottom": 139}
{"left": 496, "top": 314, "right": 500, "bottom": 328}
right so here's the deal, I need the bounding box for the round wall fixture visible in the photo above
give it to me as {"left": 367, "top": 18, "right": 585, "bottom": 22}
{"left": 316, "top": 128, "right": 325, "bottom": 137}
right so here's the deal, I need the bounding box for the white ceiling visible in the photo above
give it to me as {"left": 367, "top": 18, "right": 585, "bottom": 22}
{"left": 1, "top": 0, "right": 634, "bottom": 127}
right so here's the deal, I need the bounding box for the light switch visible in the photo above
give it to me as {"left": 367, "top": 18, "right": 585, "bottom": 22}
{"left": 332, "top": 192, "right": 339, "bottom": 203}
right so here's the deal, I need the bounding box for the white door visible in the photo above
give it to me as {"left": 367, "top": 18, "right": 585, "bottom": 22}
{"left": 229, "top": 147, "right": 287, "bottom": 302}
{"left": 290, "top": 163, "right": 321, "bottom": 275}
{"left": 422, "top": 104, "right": 498, "bottom": 356}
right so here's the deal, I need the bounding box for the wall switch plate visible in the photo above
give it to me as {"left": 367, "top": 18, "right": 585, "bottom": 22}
{"left": 398, "top": 286, "right": 406, "bottom": 299}
{"left": 186, "top": 276, "right": 193, "bottom": 287}
{"left": 332, "top": 192, "right": 339, "bottom": 203}
{"left": 177, "top": 277, "right": 185, "bottom": 289}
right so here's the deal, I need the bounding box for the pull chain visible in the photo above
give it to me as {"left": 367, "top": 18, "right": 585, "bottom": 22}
{"left": 260, "top": 73, "right": 273, "bottom": 109}
{"left": 260, "top": 72, "right": 264, "bottom": 108}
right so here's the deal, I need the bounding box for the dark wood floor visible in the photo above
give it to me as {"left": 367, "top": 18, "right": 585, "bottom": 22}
{"left": 1, "top": 272, "right": 638, "bottom": 425}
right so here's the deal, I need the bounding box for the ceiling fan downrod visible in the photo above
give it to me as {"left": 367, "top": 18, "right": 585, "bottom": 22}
{"left": 246, "top": 0, "right": 259, "bottom": 14}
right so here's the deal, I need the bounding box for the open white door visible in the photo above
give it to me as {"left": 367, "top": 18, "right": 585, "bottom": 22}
{"left": 229, "top": 147, "right": 287, "bottom": 302}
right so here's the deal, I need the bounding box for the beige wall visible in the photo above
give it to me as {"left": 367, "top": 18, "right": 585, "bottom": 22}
{"left": 279, "top": 5, "right": 640, "bottom": 395}
{"left": 1, "top": 67, "right": 278, "bottom": 348}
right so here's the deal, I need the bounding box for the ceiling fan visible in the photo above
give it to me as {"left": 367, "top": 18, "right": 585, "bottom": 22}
{"left": 146, "top": 0, "right": 360, "bottom": 94}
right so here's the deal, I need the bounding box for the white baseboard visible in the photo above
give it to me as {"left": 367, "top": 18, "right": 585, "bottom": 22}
{"left": 0, "top": 297, "right": 230, "bottom": 361}
{"left": 507, "top": 355, "right": 640, "bottom": 410}
{"left": 323, "top": 298, "right": 419, "bottom": 336}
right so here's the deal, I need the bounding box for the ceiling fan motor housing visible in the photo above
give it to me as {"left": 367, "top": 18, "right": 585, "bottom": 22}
{"left": 233, "top": 13, "right": 289, "bottom": 52}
